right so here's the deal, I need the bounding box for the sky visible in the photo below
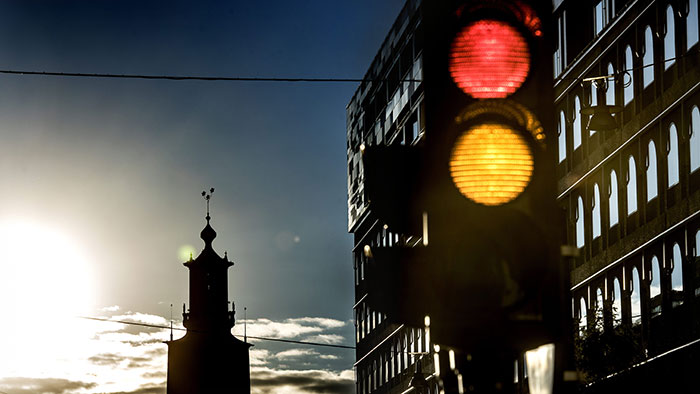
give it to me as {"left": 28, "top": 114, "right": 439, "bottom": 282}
{"left": 0, "top": 1, "right": 406, "bottom": 393}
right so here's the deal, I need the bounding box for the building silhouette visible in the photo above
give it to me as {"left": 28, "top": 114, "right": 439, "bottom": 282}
{"left": 166, "top": 213, "right": 251, "bottom": 394}
{"left": 348, "top": 0, "right": 700, "bottom": 392}
{"left": 346, "top": 1, "right": 437, "bottom": 393}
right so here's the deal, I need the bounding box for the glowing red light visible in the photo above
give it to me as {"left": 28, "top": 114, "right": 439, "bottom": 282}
{"left": 449, "top": 20, "right": 530, "bottom": 98}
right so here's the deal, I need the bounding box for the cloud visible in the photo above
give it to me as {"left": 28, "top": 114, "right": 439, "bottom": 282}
{"left": 304, "top": 334, "right": 346, "bottom": 344}
{"left": 104, "top": 385, "right": 166, "bottom": 394}
{"left": 286, "top": 317, "right": 346, "bottom": 329}
{"left": 3, "top": 307, "right": 354, "bottom": 394}
{"left": 237, "top": 317, "right": 346, "bottom": 340}
{"left": 250, "top": 368, "right": 354, "bottom": 394}
{"left": 275, "top": 348, "right": 320, "bottom": 359}
{"left": 0, "top": 377, "right": 96, "bottom": 394}
{"left": 89, "top": 352, "right": 126, "bottom": 366}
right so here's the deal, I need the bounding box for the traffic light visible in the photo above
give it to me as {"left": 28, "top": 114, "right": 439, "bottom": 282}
{"left": 362, "top": 0, "right": 566, "bottom": 353}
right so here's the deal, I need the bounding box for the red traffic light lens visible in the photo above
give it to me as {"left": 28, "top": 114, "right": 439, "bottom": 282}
{"left": 449, "top": 20, "right": 530, "bottom": 98}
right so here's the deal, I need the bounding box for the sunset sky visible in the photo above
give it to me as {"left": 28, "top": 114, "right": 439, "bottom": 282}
{"left": 0, "top": 1, "right": 405, "bottom": 393}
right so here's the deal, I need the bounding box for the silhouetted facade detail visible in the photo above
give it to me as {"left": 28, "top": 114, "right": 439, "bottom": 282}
{"left": 167, "top": 214, "right": 251, "bottom": 394}
{"left": 555, "top": 0, "right": 700, "bottom": 391}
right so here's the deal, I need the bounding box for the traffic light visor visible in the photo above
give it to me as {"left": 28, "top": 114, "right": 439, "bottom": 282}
{"left": 449, "top": 20, "right": 530, "bottom": 98}
{"left": 449, "top": 123, "right": 533, "bottom": 205}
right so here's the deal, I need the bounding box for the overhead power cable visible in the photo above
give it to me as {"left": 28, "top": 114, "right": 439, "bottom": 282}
{"left": 78, "top": 316, "right": 355, "bottom": 350}
{"left": 0, "top": 69, "right": 420, "bottom": 84}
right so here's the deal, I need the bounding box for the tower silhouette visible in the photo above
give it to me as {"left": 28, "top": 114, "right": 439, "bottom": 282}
{"left": 167, "top": 196, "right": 251, "bottom": 394}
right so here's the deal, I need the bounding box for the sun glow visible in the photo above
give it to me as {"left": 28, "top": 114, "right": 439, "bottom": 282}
{"left": 0, "top": 220, "right": 97, "bottom": 378}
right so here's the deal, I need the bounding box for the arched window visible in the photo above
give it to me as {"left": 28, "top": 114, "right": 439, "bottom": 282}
{"left": 609, "top": 169, "right": 619, "bottom": 226}
{"left": 647, "top": 140, "right": 658, "bottom": 201}
{"left": 592, "top": 184, "right": 601, "bottom": 239}
{"left": 650, "top": 255, "right": 661, "bottom": 316}
{"left": 643, "top": 26, "right": 654, "bottom": 88}
{"left": 671, "top": 243, "right": 684, "bottom": 298}
{"left": 576, "top": 196, "right": 585, "bottom": 248}
{"left": 631, "top": 267, "right": 641, "bottom": 325}
{"left": 558, "top": 110, "right": 567, "bottom": 163}
{"left": 579, "top": 297, "right": 587, "bottom": 333}
{"left": 696, "top": 230, "right": 700, "bottom": 257}
{"left": 627, "top": 156, "right": 638, "bottom": 215}
{"left": 595, "top": 288, "right": 604, "bottom": 330}
{"left": 606, "top": 63, "right": 616, "bottom": 105}
{"left": 691, "top": 106, "right": 700, "bottom": 172}
{"left": 590, "top": 84, "right": 597, "bottom": 136}
{"left": 665, "top": 6, "right": 676, "bottom": 70}
{"left": 624, "top": 46, "right": 634, "bottom": 106}
{"left": 573, "top": 96, "right": 582, "bottom": 150}
{"left": 689, "top": 0, "right": 700, "bottom": 50}
{"left": 613, "top": 278, "right": 622, "bottom": 326}
{"left": 668, "top": 123, "right": 680, "bottom": 187}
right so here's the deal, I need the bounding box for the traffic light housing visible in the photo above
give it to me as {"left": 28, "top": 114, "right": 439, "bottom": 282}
{"left": 362, "top": 0, "right": 566, "bottom": 352}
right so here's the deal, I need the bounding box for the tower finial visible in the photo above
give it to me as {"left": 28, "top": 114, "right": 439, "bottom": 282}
{"left": 201, "top": 187, "right": 215, "bottom": 222}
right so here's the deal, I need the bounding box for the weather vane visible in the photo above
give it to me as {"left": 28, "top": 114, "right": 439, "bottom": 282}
{"left": 201, "top": 187, "right": 215, "bottom": 220}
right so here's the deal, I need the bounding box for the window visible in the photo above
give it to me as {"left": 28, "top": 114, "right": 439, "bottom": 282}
{"left": 668, "top": 123, "right": 680, "bottom": 187}
{"left": 671, "top": 243, "right": 684, "bottom": 301}
{"left": 647, "top": 140, "right": 658, "bottom": 201}
{"left": 689, "top": 0, "right": 700, "bottom": 50}
{"left": 631, "top": 267, "right": 641, "bottom": 325}
{"left": 665, "top": 5, "right": 676, "bottom": 70}
{"left": 558, "top": 110, "right": 567, "bottom": 163}
{"left": 554, "top": 12, "right": 567, "bottom": 77}
{"left": 650, "top": 255, "right": 661, "bottom": 316}
{"left": 579, "top": 297, "right": 587, "bottom": 333}
{"left": 576, "top": 196, "right": 585, "bottom": 248}
{"left": 590, "top": 84, "right": 597, "bottom": 136}
{"left": 643, "top": 26, "right": 654, "bottom": 88}
{"left": 593, "top": 184, "right": 601, "bottom": 239}
{"left": 696, "top": 230, "right": 700, "bottom": 257}
{"left": 595, "top": 288, "right": 604, "bottom": 330}
{"left": 594, "top": 1, "right": 606, "bottom": 35}
{"left": 606, "top": 63, "right": 616, "bottom": 105}
{"left": 609, "top": 170, "right": 619, "bottom": 226}
{"left": 613, "top": 278, "right": 622, "bottom": 326}
{"left": 627, "top": 156, "right": 638, "bottom": 215}
{"left": 624, "top": 46, "right": 634, "bottom": 106}
{"left": 691, "top": 106, "right": 700, "bottom": 172}
{"left": 573, "top": 96, "right": 582, "bottom": 150}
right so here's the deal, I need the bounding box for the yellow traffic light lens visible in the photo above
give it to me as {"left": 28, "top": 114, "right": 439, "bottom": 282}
{"left": 450, "top": 124, "right": 533, "bottom": 205}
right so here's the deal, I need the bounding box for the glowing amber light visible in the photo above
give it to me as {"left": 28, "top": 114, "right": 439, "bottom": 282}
{"left": 450, "top": 124, "right": 534, "bottom": 205}
{"left": 449, "top": 20, "right": 530, "bottom": 98}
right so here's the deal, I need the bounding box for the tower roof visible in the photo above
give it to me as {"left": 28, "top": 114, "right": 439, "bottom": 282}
{"left": 185, "top": 215, "right": 232, "bottom": 268}
{"left": 200, "top": 215, "right": 217, "bottom": 249}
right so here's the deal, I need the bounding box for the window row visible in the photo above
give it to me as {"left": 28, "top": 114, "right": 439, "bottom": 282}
{"left": 554, "top": 0, "right": 699, "bottom": 78}
{"left": 574, "top": 227, "right": 699, "bottom": 335}
{"left": 570, "top": 108, "right": 700, "bottom": 250}
{"left": 355, "top": 300, "right": 386, "bottom": 344}
{"left": 356, "top": 327, "right": 431, "bottom": 394}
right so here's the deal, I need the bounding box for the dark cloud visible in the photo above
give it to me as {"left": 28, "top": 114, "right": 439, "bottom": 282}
{"left": 88, "top": 352, "right": 126, "bottom": 366}
{"left": 105, "top": 385, "right": 165, "bottom": 394}
{"left": 142, "top": 371, "right": 167, "bottom": 379}
{"left": 0, "top": 377, "right": 96, "bottom": 394}
{"left": 250, "top": 369, "right": 354, "bottom": 394}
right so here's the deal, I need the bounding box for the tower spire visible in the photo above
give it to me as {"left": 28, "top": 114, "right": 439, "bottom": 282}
{"left": 201, "top": 187, "right": 215, "bottom": 222}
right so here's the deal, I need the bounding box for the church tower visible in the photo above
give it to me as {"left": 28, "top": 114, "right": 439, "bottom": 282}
{"left": 167, "top": 191, "right": 251, "bottom": 394}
